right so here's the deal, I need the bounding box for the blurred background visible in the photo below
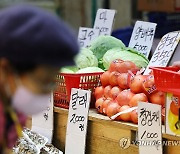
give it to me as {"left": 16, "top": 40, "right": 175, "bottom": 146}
{"left": 0, "top": 0, "right": 179, "bottom": 45}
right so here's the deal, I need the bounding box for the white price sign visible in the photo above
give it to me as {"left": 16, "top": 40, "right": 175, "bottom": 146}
{"left": 32, "top": 92, "right": 54, "bottom": 143}
{"left": 65, "top": 88, "right": 91, "bottom": 154}
{"left": 144, "top": 31, "right": 180, "bottom": 75}
{"left": 78, "top": 27, "right": 99, "bottom": 48}
{"left": 138, "top": 102, "right": 162, "bottom": 154}
{"left": 94, "top": 9, "right": 116, "bottom": 36}
{"left": 128, "top": 21, "right": 157, "bottom": 57}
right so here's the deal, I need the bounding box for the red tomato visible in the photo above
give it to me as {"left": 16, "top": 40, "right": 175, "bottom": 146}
{"left": 117, "top": 73, "right": 129, "bottom": 89}
{"left": 102, "top": 98, "right": 112, "bottom": 115}
{"left": 104, "top": 85, "right": 112, "bottom": 98}
{"left": 129, "top": 93, "right": 148, "bottom": 107}
{"left": 142, "top": 75, "right": 157, "bottom": 95}
{"left": 149, "top": 91, "right": 165, "bottom": 107}
{"left": 106, "top": 101, "right": 120, "bottom": 118}
{"left": 109, "top": 86, "right": 122, "bottom": 99}
{"left": 109, "top": 59, "right": 124, "bottom": 72}
{"left": 95, "top": 97, "right": 105, "bottom": 113}
{"left": 116, "top": 90, "right": 134, "bottom": 106}
{"left": 100, "top": 71, "right": 110, "bottom": 86}
{"left": 95, "top": 86, "right": 104, "bottom": 99}
{"left": 130, "top": 75, "right": 146, "bottom": 94}
{"left": 170, "top": 101, "right": 179, "bottom": 116}
{"left": 109, "top": 71, "right": 120, "bottom": 86}
{"left": 117, "top": 105, "right": 131, "bottom": 122}
{"left": 130, "top": 109, "right": 138, "bottom": 124}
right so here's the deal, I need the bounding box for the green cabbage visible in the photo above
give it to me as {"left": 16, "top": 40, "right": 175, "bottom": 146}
{"left": 89, "top": 35, "right": 126, "bottom": 60}
{"left": 60, "top": 66, "right": 79, "bottom": 73}
{"left": 102, "top": 48, "right": 123, "bottom": 69}
{"left": 76, "top": 67, "right": 104, "bottom": 73}
{"left": 60, "top": 68, "right": 74, "bottom": 73}
{"left": 103, "top": 47, "right": 149, "bottom": 70}
{"left": 75, "top": 48, "right": 98, "bottom": 69}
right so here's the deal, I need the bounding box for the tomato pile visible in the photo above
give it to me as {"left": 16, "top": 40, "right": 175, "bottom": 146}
{"left": 95, "top": 59, "right": 165, "bottom": 124}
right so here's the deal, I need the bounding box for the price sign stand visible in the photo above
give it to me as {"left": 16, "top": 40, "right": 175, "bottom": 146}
{"left": 144, "top": 31, "right": 180, "bottom": 75}
{"left": 78, "top": 27, "right": 99, "bottom": 48}
{"left": 65, "top": 88, "right": 91, "bottom": 154}
{"left": 32, "top": 92, "right": 54, "bottom": 143}
{"left": 78, "top": 9, "right": 116, "bottom": 49}
{"left": 94, "top": 9, "right": 116, "bottom": 36}
{"left": 138, "top": 102, "right": 162, "bottom": 154}
{"left": 128, "top": 21, "right": 157, "bottom": 57}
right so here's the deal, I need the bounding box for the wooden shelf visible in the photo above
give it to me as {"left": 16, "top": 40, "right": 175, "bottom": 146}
{"left": 54, "top": 107, "right": 180, "bottom": 141}
{"left": 54, "top": 107, "right": 138, "bottom": 131}
{"left": 53, "top": 107, "right": 180, "bottom": 154}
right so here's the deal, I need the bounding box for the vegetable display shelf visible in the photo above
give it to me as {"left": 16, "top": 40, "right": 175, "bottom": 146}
{"left": 51, "top": 107, "right": 180, "bottom": 154}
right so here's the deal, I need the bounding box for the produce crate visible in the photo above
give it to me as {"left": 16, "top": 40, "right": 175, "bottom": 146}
{"left": 152, "top": 67, "right": 180, "bottom": 136}
{"left": 152, "top": 67, "right": 180, "bottom": 96}
{"left": 54, "top": 72, "right": 102, "bottom": 109}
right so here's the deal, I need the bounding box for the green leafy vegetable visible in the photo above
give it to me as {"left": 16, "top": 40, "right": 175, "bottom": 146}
{"left": 75, "top": 48, "right": 98, "bottom": 69}
{"left": 60, "top": 66, "right": 79, "bottom": 73}
{"left": 103, "top": 47, "right": 149, "bottom": 70}
{"left": 76, "top": 67, "right": 104, "bottom": 73}
{"left": 89, "top": 35, "right": 125, "bottom": 60}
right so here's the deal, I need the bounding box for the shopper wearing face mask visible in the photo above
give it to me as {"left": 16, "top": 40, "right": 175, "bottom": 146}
{"left": 0, "top": 5, "right": 79, "bottom": 153}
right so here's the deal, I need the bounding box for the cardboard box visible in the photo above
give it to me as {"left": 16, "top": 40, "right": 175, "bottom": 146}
{"left": 166, "top": 93, "right": 180, "bottom": 136}
{"left": 138, "top": 0, "right": 180, "bottom": 12}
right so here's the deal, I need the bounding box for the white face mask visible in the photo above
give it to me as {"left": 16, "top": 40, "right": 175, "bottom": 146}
{"left": 12, "top": 85, "right": 51, "bottom": 116}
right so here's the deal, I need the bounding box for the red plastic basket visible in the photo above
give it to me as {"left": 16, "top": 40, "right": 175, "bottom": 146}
{"left": 152, "top": 67, "right": 180, "bottom": 96}
{"left": 54, "top": 72, "right": 103, "bottom": 109}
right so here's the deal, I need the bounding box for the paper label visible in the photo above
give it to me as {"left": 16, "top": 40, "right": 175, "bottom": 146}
{"left": 65, "top": 88, "right": 91, "bottom": 154}
{"left": 128, "top": 20, "right": 157, "bottom": 57}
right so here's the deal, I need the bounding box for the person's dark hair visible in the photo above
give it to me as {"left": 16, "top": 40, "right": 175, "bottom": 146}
{"left": 10, "top": 61, "right": 36, "bottom": 75}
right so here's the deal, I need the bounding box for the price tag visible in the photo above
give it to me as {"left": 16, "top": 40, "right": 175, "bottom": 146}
{"left": 128, "top": 21, "right": 157, "bottom": 57}
{"left": 94, "top": 9, "right": 116, "bottom": 36}
{"left": 144, "top": 31, "right": 180, "bottom": 75}
{"left": 138, "top": 102, "right": 162, "bottom": 154}
{"left": 78, "top": 27, "right": 99, "bottom": 48}
{"left": 32, "top": 92, "right": 53, "bottom": 143}
{"left": 65, "top": 88, "right": 91, "bottom": 154}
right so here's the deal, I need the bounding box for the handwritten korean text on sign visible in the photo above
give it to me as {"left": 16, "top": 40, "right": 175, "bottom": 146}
{"left": 144, "top": 31, "right": 180, "bottom": 75}
{"left": 94, "top": 9, "right": 116, "bottom": 36}
{"left": 128, "top": 21, "right": 157, "bottom": 57}
{"left": 65, "top": 88, "right": 91, "bottom": 154}
{"left": 32, "top": 93, "right": 54, "bottom": 143}
{"left": 78, "top": 27, "right": 99, "bottom": 48}
{"left": 138, "top": 102, "right": 162, "bottom": 154}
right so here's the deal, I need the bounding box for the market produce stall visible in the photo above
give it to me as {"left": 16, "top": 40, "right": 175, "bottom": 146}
{"left": 24, "top": 8, "right": 180, "bottom": 153}
{"left": 51, "top": 27, "right": 180, "bottom": 154}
